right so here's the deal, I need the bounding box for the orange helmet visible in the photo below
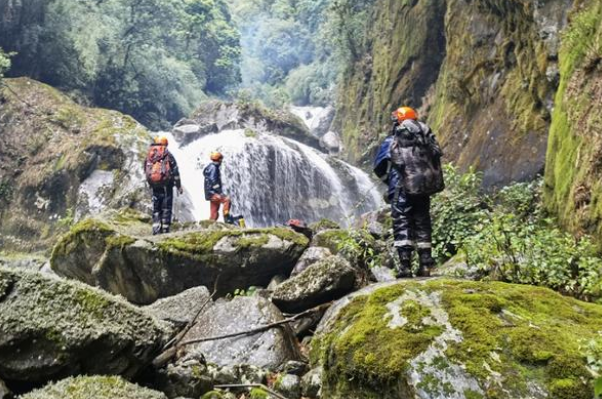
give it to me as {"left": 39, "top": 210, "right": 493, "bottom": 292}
{"left": 391, "top": 107, "right": 418, "bottom": 122}
{"left": 210, "top": 151, "right": 223, "bottom": 162}
{"left": 154, "top": 136, "right": 168, "bottom": 146}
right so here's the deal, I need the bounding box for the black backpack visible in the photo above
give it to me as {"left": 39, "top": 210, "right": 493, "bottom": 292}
{"left": 391, "top": 120, "right": 445, "bottom": 196}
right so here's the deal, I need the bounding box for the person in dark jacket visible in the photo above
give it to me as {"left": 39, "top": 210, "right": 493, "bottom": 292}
{"left": 373, "top": 107, "right": 444, "bottom": 278}
{"left": 204, "top": 151, "right": 231, "bottom": 222}
{"left": 144, "top": 136, "right": 183, "bottom": 235}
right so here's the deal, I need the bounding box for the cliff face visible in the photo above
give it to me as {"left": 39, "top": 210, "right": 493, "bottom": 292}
{"left": 544, "top": 1, "right": 602, "bottom": 238}
{"left": 336, "top": 0, "right": 570, "bottom": 188}
{"left": 0, "top": 78, "right": 150, "bottom": 252}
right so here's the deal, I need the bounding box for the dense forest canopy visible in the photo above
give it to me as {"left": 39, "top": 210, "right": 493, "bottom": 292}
{"left": 0, "top": 0, "right": 374, "bottom": 125}
{"left": 0, "top": 0, "right": 241, "bottom": 128}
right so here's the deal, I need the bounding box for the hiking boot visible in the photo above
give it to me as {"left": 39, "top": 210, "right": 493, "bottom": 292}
{"left": 417, "top": 249, "right": 435, "bottom": 278}
{"left": 396, "top": 249, "right": 413, "bottom": 278}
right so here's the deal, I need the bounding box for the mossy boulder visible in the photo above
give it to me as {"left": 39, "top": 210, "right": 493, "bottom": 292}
{"left": 181, "top": 296, "right": 301, "bottom": 370}
{"left": 272, "top": 256, "right": 357, "bottom": 313}
{"left": 190, "top": 100, "right": 320, "bottom": 149}
{"left": 51, "top": 218, "right": 309, "bottom": 304}
{"left": 0, "top": 267, "right": 165, "bottom": 384}
{"left": 0, "top": 78, "right": 151, "bottom": 252}
{"left": 20, "top": 376, "right": 167, "bottom": 399}
{"left": 312, "top": 279, "right": 602, "bottom": 399}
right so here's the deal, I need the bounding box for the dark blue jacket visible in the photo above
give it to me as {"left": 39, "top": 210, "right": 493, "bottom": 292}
{"left": 373, "top": 135, "right": 394, "bottom": 184}
{"left": 203, "top": 162, "right": 223, "bottom": 200}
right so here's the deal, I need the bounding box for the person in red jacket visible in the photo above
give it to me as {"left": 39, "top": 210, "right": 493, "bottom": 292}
{"left": 144, "top": 136, "right": 183, "bottom": 235}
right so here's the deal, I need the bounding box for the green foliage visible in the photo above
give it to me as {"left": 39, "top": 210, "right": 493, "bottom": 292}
{"left": 0, "top": 0, "right": 241, "bottom": 128}
{"left": 231, "top": 286, "right": 258, "bottom": 297}
{"left": 336, "top": 229, "right": 381, "bottom": 269}
{"left": 432, "top": 165, "right": 602, "bottom": 302}
{"left": 436, "top": 166, "right": 602, "bottom": 301}
{"left": 431, "top": 164, "right": 490, "bottom": 261}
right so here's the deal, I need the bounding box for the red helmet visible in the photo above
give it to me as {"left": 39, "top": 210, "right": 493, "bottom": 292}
{"left": 210, "top": 151, "right": 223, "bottom": 162}
{"left": 391, "top": 107, "right": 418, "bottom": 122}
{"left": 154, "top": 136, "right": 168, "bottom": 146}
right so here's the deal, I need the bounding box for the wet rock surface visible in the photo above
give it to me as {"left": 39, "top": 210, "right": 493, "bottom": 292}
{"left": 272, "top": 256, "right": 357, "bottom": 313}
{"left": 51, "top": 218, "right": 309, "bottom": 304}
{"left": 180, "top": 296, "right": 300, "bottom": 370}
{"left": 0, "top": 267, "right": 165, "bottom": 384}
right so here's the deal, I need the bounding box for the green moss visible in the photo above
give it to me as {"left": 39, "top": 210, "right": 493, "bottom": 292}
{"left": 21, "top": 376, "right": 167, "bottom": 399}
{"left": 314, "top": 280, "right": 602, "bottom": 398}
{"left": 312, "top": 284, "right": 444, "bottom": 396}
{"left": 309, "top": 218, "right": 341, "bottom": 232}
{"left": 158, "top": 228, "right": 309, "bottom": 258}
{"left": 201, "top": 390, "right": 226, "bottom": 399}
{"left": 236, "top": 234, "right": 270, "bottom": 249}
{"left": 249, "top": 387, "right": 269, "bottom": 399}
{"left": 0, "top": 266, "right": 164, "bottom": 357}
{"left": 50, "top": 218, "right": 115, "bottom": 263}
{"left": 105, "top": 234, "right": 136, "bottom": 250}
{"left": 543, "top": 0, "right": 602, "bottom": 240}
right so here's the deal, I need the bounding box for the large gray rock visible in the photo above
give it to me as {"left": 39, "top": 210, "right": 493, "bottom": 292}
{"left": 172, "top": 122, "right": 219, "bottom": 146}
{"left": 143, "top": 286, "right": 213, "bottom": 324}
{"left": 181, "top": 296, "right": 300, "bottom": 370}
{"left": 272, "top": 256, "right": 357, "bottom": 313}
{"left": 190, "top": 101, "right": 320, "bottom": 149}
{"left": 0, "top": 267, "right": 165, "bottom": 384}
{"left": 20, "top": 376, "right": 167, "bottom": 399}
{"left": 50, "top": 219, "right": 309, "bottom": 304}
{"left": 291, "top": 247, "right": 332, "bottom": 276}
{"left": 312, "top": 279, "right": 602, "bottom": 399}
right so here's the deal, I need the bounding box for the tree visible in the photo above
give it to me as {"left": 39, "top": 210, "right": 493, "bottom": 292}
{"left": 0, "top": 0, "right": 242, "bottom": 128}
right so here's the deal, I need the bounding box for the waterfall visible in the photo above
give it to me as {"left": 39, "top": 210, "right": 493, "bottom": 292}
{"left": 164, "top": 109, "right": 383, "bottom": 228}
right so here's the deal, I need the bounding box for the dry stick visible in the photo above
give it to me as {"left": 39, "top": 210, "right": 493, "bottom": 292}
{"left": 179, "top": 303, "right": 329, "bottom": 347}
{"left": 214, "top": 384, "right": 289, "bottom": 399}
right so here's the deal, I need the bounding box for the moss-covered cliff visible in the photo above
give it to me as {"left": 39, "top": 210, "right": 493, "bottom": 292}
{"left": 0, "top": 78, "right": 150, "bottom": 251}
{"left": 336, "top": 0, "right": 569, "bottom": 188}
{"left": 544, "top": 0, "right": 602, "bottom": 238}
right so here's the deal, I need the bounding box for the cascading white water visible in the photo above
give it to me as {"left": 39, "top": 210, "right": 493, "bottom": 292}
{"left": 166, "top": 129, "right": 382, "bottom": 227}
